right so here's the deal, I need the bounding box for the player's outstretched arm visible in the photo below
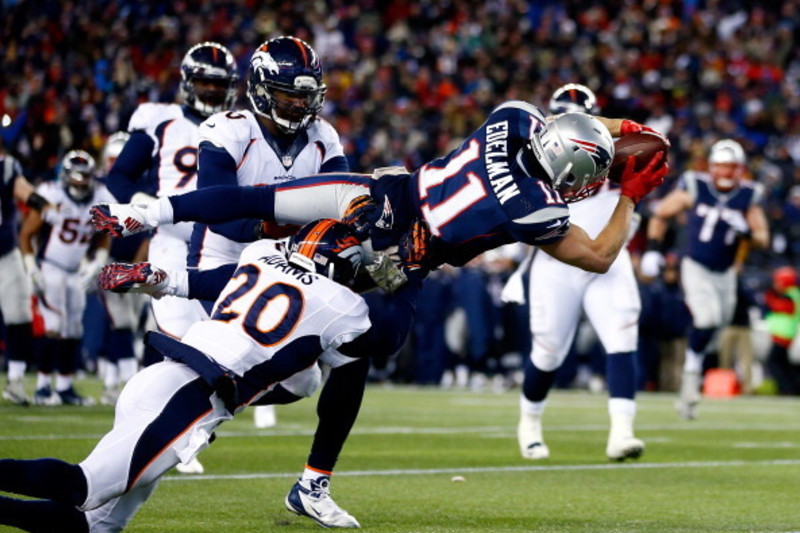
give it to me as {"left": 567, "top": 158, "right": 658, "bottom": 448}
{"left": 540, "top": 153, "right": 667, "bottom": 273}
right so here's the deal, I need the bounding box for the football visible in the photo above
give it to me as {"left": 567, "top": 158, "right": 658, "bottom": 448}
{"left": 607, "top": 132, "right": 669, "bottom": 183}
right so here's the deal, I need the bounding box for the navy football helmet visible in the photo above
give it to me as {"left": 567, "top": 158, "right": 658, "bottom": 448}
{"left": 59, "top": 150, "right": 97, "bottom": 203}
{"left": 287, "top": 219, "right": 365, "bottom": 288}
{"left": 180, "top": 42, "right": 239, "bottom": 117}
{"left": 549, "top": 83, "right": 600, "bottom": 115}
{"left": 247, "top": 36, "right": 326, "bottom": 134}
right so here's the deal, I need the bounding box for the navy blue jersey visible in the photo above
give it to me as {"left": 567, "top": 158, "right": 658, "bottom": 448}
{"left": 681, "top": 171, "right": 763, "bottom": 271}
{"left": 0, "top": 154, "right": 24, "bottom": 256}
{"left": 383, "top": 101, "right": 571, "bottom": 266}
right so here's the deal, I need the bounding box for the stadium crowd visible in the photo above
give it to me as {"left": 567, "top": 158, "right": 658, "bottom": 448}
{"left": 2, "top": 0, "right": 800, "bottom": 394}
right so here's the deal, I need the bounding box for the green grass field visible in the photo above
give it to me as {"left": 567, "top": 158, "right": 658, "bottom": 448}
{"left": 1, "top": 376, "right": 799, "bottom": 532}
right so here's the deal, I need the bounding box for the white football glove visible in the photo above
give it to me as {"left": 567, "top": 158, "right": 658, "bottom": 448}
{"left": 79, "top": 249, "right": 109, "bottom": 293}
{"left": 640, "top": 250, "right": 665, "bottom": 278}
{"left": 23, "top": 254, "right": 44, "bottom": 295}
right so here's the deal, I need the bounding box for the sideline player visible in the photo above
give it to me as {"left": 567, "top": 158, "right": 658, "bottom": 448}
{"left": 19, "top": 151, "right": 114, "bottom": 405}
{"left": 0, "top": 134, "right": 53, "bottom": 405}
{"left": 510, "top": 84, "right": 648, "bottom": 461}
{"left": 0, "top": 218, "right": 426, "bottom": 533}
{"left": 641, "top": 139, "right": 769, "bottom": 419}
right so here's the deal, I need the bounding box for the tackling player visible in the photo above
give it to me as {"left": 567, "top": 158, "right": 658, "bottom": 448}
{"left": 0, "top": 218, "right": 426, "bottom": 533}
{"left": 641, "top": 139, "right": 769, "bottom": 419}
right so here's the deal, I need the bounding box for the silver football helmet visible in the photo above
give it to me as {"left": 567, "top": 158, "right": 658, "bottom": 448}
{"left": 59, "top": 150, "right": 97, "bottom": 203}
{"left": 529, "top": 113, "right": 614, "bottom": 202}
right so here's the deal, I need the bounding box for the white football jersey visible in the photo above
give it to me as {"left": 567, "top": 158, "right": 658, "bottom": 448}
{"left": 566, "top": 180, "right": 621, "bottom": 239}
{"left": 180, "top": 239, "right": 370, "bottom": 402}
{"left": 195, "top": 109, "right": 345, "bottom": 267}
{"left": 36, "top": 182, "right": 116, "bottom": 272}
{"left": 128, "top": 102, "right": 201, "bottom": 242}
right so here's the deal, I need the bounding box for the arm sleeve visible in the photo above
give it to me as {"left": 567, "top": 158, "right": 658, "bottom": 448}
{"left": 105, "top": 131, "right": 156, "bottom": 202}
{"left": 169, "top": 185, "right": 276, "bottom": 223}
{"left": 320, "top": 155, "right": 349, "bottom": 173}
{"left": 337, "top": 277, "right": 423, "bottom": 358}
{"left": 187, "top": 263, "right": 237, "bottom": 301}
{"left": 197, "top": 141, "right": 239, "bottom": 188}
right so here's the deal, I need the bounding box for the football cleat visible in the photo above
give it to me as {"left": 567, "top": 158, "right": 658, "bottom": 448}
{"left": 517, "top": 413, "right": 550, "bottom": 460}
{"left": 33, "top": 385, "right": 62, "bottom": 406}
{"left": 285, "top": 476, "right": 360, "bottom": 528}
{"left": 90, "top": 203, "right": 154, "bottom": 237}
{"left": 606, "top": 436, "right": 645, "bottom": 461}
{"left": 2, "top": 380, "right": 30, "bottom": 406}
{"left": 175, "top": 457, "right": 205, "bottom": 475}
{"left": 57, "top": 387, "right": 96, "bottom": 406}
{"left": 100, "top": 385, "right": 120, "bottom": 407}
{"left": 676, "top": 371, "right": 701, "bottom": 420}
{"left": 99, "top": 262, "right": 169, "bottom": 297}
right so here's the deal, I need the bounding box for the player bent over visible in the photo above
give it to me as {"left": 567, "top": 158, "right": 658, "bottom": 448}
{"left": 0, "top": 219, "right": 427, "bottom": 532}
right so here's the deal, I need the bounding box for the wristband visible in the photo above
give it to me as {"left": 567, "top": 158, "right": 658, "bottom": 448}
{"left": 645, "top": 239, "right": 662, "bottom": 253}
{"left": 26, "top": 192, "right": 49, "bottom": 211}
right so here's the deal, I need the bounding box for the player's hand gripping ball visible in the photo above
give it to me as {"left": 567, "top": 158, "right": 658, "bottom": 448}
{"left": 607, "top": 132, "right": 669, "bottom": 184}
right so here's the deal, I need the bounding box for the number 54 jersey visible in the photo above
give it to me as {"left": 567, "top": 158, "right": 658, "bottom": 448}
{"left": 179, "top": 239, "right": 370, "bottom": 404}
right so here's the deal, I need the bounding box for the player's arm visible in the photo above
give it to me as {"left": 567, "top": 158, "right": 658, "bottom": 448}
{"left": 13, "top": 175, "right": 51, "bottom": 213}
{"left": 105, "top": 131, "right": 156, "bottom": 202}
{"left": 638, "top": 187, "right": 691, "bottom": 278}
{"left": 18, "top": 207, "right": 43, "bottom": 257}
{"left": 540, "top": 153, "right": 667, "bottom": 273}
{"left": 596, "top": 117, "right": 661, "bottom": 138}
{"left": 745, "top": 203, "right": 769, "bottom": 250}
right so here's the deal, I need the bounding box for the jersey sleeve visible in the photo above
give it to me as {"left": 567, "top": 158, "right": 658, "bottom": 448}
{"left": 2, "top": 155, "right": 22, "bottom": 187}
{"left": 318, "top": 290, "right": 371, "bottom": 351}
{"left": 36, "top": 182, "right": 59, "bottom": 204}
{"left": 197, "top": 110, "right": 255, "bottom": 165}
{"left": 127, "top": 103, "right": 178, "bottom": 158}
{"left": 315, "top": 119, "right": 346, "bottom": 164}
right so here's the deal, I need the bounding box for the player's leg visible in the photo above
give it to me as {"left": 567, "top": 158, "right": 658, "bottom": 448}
{"left": 0, "top": 249, "right": 34, "bottom": 405}
{"left": 35, "top": 263, "right": 70, "bottom": 406}
{"left": 285, "top": 356, "right": 367, "bottom": 529}
{"left": 54, "top": 273, "right": 94, "bottom": 406}
{"left": 584, "top": 251, "right": 644, "bottom": 460}
{"left": 519, "top": 254, "right": 584, "bottom": 459}
{"left": 273, "top": 174, "right": 372, "bottom": 226}
{"left": 677, "top": 258, "right": 732, "bottom": 419}
{"left": 99, "top": 290, "right": 139, "bottom": 405}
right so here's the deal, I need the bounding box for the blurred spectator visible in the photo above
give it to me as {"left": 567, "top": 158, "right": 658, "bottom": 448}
{"left": 763, "top": 266, "right": 800, "bottom": 394}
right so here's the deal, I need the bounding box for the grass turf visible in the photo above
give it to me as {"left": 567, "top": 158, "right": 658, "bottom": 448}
{"left": 1, "top": 376, "right": 798, "bottom": 532}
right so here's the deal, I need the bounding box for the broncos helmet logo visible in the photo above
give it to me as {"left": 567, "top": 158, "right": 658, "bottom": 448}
{"left": 251, "top": 49, "right": 281, "bottom": 77}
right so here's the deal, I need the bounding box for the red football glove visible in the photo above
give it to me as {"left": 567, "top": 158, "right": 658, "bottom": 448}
{"left": 619, "top": 119, "right": 670, "bottom": 146}
{"left": 619, "top": 152, "right": 668, "bottom": 204}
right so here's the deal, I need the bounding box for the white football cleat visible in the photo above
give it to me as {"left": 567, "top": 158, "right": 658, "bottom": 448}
{"left": 3, "top": 379, "right": 30, "bottom": 406}
{"left": 676, "top": 371, "right": 701, "bottom": 420}
{"left": 606, "top": 436, "right": 645, "bottom": 461}
{"left": 175, "top": 457, "right": 204, "bottom": 475}
{"left": 518, "top": 412, "right": 550, "bottom": 460}
{"left": 253, "top": 405, "right": 277, "bottom": 428}
{"left": 285, "top": 476, "right": 360, "bottom": 528}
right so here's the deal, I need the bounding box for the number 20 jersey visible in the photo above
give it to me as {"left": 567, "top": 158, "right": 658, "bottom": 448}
{"left": 180, "top": 239, "right": 370, "bottom": 403}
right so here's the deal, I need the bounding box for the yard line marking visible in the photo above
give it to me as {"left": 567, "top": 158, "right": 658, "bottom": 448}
{"left": 3, "top": 422, "right": 800, "bottom": 441}
{"left": 163, "top": 458, "right": 800, "bottom": 482}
